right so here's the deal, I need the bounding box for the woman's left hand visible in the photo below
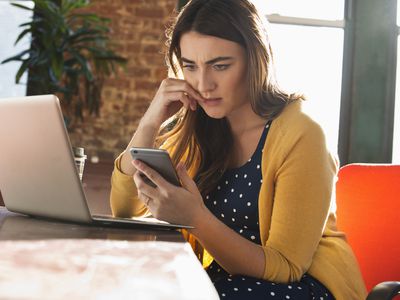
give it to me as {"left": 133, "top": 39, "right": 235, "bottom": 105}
{"left": 132, "top": 159, "right": 206, "bottom": 226}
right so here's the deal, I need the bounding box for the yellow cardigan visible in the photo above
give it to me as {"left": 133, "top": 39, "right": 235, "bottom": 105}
{"left": 110, "top": 101, "right": 367, "bottom": 300}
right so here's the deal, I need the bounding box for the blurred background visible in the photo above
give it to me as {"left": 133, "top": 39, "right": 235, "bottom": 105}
{"left": 1, "top": 0, "right": 398, "bottom": 164}
{"left": 0, "top": 0, "right": 399, "bottom": 212}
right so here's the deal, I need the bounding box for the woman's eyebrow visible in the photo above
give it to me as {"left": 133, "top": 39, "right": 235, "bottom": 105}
{"left": 181, "top": 56, "right": 234, "bottom": 65}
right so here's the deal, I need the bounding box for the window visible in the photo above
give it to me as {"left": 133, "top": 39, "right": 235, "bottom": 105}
{"left": 393, "top": 2, "right": 400, "bottom": 163}
{"left": 252, "top": 0, "right": 345, "bottom": 152}
{"left": 0, "top": 1, "right": 34, "bottom": 98}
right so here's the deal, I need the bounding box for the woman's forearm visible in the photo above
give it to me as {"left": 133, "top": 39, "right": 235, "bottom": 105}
{"left": 191, "top": 207, "right": 265, "bottom": 278}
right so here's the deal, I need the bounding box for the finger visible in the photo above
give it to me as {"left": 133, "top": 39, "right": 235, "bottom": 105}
{"left": 182, "top": 92, "right": 197, "bottom": 111}
{"left": 165, "top": 91, "right": 191, "bottom": 110}
{"left": 137, "top": 191, "right": 148, "bottom": 205}
{"left": 139, "top": 192, "right": 155, "bottom": 211}
{"left": 133, "top": 170, "right": 158, "bottom": 199}
{"left": 164, "top": 80, "right": 203, "bottom": 102}
{"left": 133, "top": 159, "right": 170, "bottom": 190}
{"left": 142, "top": 194, "right": 151, "bottom": 206}
{"left": 187, "top": 95, "right": 197, "bottom": 110}
{"left": 176, "top": 162, "right": 198, "bottom": 193}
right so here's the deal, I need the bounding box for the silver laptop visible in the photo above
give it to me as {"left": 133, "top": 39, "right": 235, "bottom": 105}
{"left": 0, "top": 95, "right": 192, "bottom": 230}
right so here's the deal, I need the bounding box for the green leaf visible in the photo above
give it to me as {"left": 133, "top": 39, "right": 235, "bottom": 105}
{"left": 73, "top": 36, "right": 109, "bottom": 45}
{"left": 15, "top": 60, "right": 30, "bottom": 83}
{"left": 50, "top": 53, "right": 64, "bottom": 81}
{"left": 62, "top": 0, "right": 88, "bottom": 13}
{"left": 19, "top": 18, "right": 43, "bottom": 28}
{"left": 1, "top": 49, "right": 31, "bottom": 64}
{"left": 10, "top": 2, "right": 33, "bottom": 11}
{"left": 70, "top": 13, "right": 102, "bottom": 23}
{"left": 69, "top": 50, "right": 94, "bottom": 81}
{"left": 7, "top": 0, "right": 126, "bottom": 125}
{"left": 68, "top": 28, "right": 107, "bottom": 42}
{"left": 14, "top": 28, "right": 32, "bottom": 45}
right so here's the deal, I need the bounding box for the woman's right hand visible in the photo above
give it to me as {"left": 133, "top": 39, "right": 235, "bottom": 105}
{"left": 119, "top": 78, "right": 203, "bottom": 175}
{"left": 140, "top": 78, "right": 204, "bottom": 129}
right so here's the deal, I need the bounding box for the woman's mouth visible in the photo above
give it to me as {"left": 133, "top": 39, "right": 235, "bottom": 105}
{"left": 203, "top": 97, "right": 222, "bottom": 106}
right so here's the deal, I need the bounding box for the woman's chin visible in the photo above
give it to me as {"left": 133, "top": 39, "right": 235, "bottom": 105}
{"left": 203, "top": 109, "right": 226, "bottom": 119}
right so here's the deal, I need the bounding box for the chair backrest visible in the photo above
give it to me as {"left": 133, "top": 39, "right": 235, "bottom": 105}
{"left": 336, "top": 164, "right": 400, "bottom": 291}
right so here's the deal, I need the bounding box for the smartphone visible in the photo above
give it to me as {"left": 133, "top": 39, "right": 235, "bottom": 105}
{"left": 130, "top": 147, "right": 181, "bottom": 187}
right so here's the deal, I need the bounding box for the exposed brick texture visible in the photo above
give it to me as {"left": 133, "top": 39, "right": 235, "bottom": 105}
{"left": 67, "top": 0, "right": 178, "bottom": 162}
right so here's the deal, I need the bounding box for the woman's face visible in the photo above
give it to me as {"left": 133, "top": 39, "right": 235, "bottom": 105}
{"left": 179, "top": 31, "right": 249, "bottom": 119}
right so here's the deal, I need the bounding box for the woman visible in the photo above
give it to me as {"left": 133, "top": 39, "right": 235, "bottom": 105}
{"left": 110, "top": 0, "right": 367, "bottom": 299}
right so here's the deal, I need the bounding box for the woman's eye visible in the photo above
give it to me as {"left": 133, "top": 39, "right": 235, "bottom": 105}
{"left": 213, "top": 64, "right": 230, "bottom": 71}
{"left": 182, "top": 65, "right": 196, "bottom": 71}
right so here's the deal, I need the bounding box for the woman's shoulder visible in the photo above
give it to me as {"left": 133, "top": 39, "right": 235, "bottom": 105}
{"left": 264, "top": 100, "right": 337, "bottom": 169}
{"left": 265, "top": 100, "right": 330, "bottom": 157}
{"left": 271, "top": 100, "right": 325, "bottom": 139}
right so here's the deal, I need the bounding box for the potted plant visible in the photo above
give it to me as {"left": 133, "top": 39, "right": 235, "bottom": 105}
{"left": 1, "top": 0, "right": 127, "bottom": 129}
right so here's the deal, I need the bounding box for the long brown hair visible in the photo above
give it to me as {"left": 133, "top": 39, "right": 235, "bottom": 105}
{"left": 157, "top": 0, "right": 303, "bottom": 196}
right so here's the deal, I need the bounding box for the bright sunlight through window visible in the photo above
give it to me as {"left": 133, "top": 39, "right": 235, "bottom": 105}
{"left": 0, "top": 1, "right": 34, "bottom": 98}
{"left": 252, "top": 0, "right": 345, "bottom": 153}
{"left": 268, "top": 25, "right": 344, "bottom": 152}
{"left": 392, "top": 35, "right": 400, "bottom": 163}
{"left": 392, "top": 2, "right": 400, "bottom": 163}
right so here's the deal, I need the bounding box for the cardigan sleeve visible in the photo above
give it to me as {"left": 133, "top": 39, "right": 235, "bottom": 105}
{"left": 109, "top": 137, "right": 183, "bottom": 218}
{"left": 261, "top": 119, "right": 338, "bottom": 282}
{"left": 109, "top": 143, "right": 208, "bottom": 266}
{"left": 109, "top": 151, "right": 150, "bottom": 218}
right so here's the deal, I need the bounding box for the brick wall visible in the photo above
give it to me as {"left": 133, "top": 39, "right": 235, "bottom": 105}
{"left": 68, "top": 0, "right": 178, "bottom": 162}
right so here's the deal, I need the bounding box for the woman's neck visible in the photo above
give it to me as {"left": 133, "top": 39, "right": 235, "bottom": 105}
{"left": 227, "top": 103, "right": 266, "bottom": 138}
{"left": 226, "top": 103, "right": 267, "bottom": 168}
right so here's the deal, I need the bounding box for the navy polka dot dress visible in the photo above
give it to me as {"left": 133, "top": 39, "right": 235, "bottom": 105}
{"left": 204, "top": 122, "right": 335, "bottom": 300}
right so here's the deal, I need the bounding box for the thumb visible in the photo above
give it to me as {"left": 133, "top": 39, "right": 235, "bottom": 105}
{"left": 177, "top": 162, "right": 198, "bottom": 192}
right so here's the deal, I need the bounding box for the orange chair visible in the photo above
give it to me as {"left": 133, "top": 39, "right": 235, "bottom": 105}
{"left": 336, "top": 164, "right": 400, "bottom": 299}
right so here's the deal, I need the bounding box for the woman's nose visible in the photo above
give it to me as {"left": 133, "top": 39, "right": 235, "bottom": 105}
{"left": 196, "top": 71, "right": 216, "bottom": 95}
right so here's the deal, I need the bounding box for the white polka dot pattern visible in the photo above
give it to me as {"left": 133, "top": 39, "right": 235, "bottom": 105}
{"left": 204, "top": 122, "right": 271, "bottom": 245}
{"left": 208, "top": 273, "right": 334, "bottom": 299}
